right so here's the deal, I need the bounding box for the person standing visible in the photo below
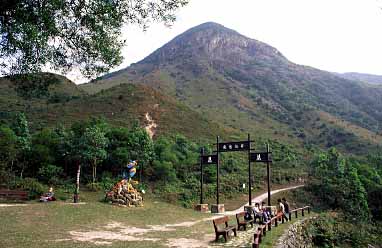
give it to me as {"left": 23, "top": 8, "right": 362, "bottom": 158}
{"left": 277, "top": 198, "right": 288, "bottom": 222}
{"left": 282, "top": 198, "right": 290, "bottom": 221}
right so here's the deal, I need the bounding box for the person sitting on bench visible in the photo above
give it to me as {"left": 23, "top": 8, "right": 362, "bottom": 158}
{"left": 253, "top": 202, "right": 263, "bottom": 223}
{"left": 244, "top": 207, "right": 253, "bottom": 221}
{"left": 261, "top": 201, "right": 271, "bottom": 222}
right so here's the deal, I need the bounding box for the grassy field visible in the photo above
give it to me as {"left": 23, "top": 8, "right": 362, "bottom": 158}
{"left": 0, "top": 187, "right": 312, "bottom": 248}
{"left": 0, "top": 191, "right": 217, "bottom": 248}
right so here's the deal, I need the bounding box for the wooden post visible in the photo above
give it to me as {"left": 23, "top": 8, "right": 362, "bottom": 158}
{"left": 248, "top": 134, "right": 252, "bottom": 206}
{"left": 289, "top": 212, "right": 292, "bottom": 221}
{"left": 266, "top": 144, "right": 271, "bottom": 207}
{"left": 308, "top": 206, "right": 311, "bottom": 214}
{"left": 275, "top": 218, "right": 278, "bottom": 227}
{"left": 295, "top": 211, "right": 298, "bottom": 218}
{"left": 302, "top": 208, "right": 305, "bottom": 217}
{"left": 216, "top": 136, "right": 220, "bottom": 205}
{"left": 200, "top": 148, "right": 204, "bottom": 204}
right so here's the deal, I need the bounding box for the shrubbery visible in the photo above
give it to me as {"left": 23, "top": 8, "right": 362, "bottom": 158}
{"left": 12, "top": 178, "right": 45, "bottom": 199}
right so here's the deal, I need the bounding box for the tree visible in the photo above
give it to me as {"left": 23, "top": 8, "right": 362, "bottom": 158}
{"left": 126, "top": 124, "right": 154, "bottom": 180}
{"left": 11, "top": 113, "right": 31, "bottom": 178}
{"left": 0, "top": 125, "right": 18, "bottom": 180}
{"left": 106, "top": 125, "right": 153, "bottom": 180}
{"left": 0, "top": 0, "right": 188, "bottom": 79}
{"left": 81, "top": 125, "right": 109, "bottom": 184}
{"left": 29, "top": 128, "right": 60, "bottom": 175}
{"left": 308, "top": 148, "right": 370, "bottom": 221}
{"left": 65, "top": 129, "right": 84, "bottom": 203}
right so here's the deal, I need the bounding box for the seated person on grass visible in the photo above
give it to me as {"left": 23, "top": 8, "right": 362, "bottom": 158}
{"left": 40, "top": 187, "right": 56, "bottom": 202}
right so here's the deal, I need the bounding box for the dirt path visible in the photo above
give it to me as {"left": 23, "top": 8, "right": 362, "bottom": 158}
{"left": 62, "top": 185, "right": 305, "bottom": 247}
{"left": 144, "top": 112, "right": 157, "bottom": 139}
{"left": 0, "top": 203, "right": 29, "bottom": 207}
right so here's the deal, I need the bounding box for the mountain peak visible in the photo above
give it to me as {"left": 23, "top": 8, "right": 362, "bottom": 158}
{"left": 187, "top": 22, "right": 232, "bottom": 32}
{"left": 139, "top": 22, "right": 286, "bottom": 66}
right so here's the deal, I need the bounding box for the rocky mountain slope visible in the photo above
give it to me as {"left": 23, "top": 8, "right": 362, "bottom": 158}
{"left": 83, "top": 22, "right": 382, "bottom": 154}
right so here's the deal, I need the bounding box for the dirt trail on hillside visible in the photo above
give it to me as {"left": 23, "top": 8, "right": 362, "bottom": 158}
{"left": 60, "top": 185, "right": 304, "bottom": 247}
{"left": 144, "top": 112, "right": 157, "bottom": 139}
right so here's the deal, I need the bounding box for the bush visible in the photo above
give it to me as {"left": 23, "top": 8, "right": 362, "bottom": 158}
{"left": 13, "top": 178, "right": 45, "bottom": 199}
{"left": 86, "top": 182, "right": 103, "bottom": 191}
{"left": 98, "top": 172, "right": 116, "bottom": 191}
{"left": 37, "top": 164, "right": 63, "bottom": 185}
{"left": 54, "top": 188, "right": 71, "bottom": 201}
{"left": 304, "top": 213, "right": 377, "bottom": 247}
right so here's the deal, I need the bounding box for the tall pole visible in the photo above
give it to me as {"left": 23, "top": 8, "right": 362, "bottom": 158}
{"left": 139, "top": 162, "right": 143, "bottom": 183}
{"left": 267, "top": 143, "right": 271, "bottom": 206}
{"left": 216, "top": 136, "right": 220, "bottom": 205}
{"left": 200, "top": 148, "right": 204, "bottom": 204}
{"left": 248, "top": 134, "right": 252, "bottom": 206}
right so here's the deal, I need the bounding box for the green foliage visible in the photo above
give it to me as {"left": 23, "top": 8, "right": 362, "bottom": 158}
{"left": 81, "top": 123, "right": 109, "bottom": 183}
{"left": 12, "top": 112, "right": 31, "bottom": 152}
{"left": 85, "top": 182, "right": 103, "bottom": 192}
{"left": 151, "top": 160, "right": 177, "bottom": 182}
{"left": 12, "top": 178, "right": 45, "bottom": 199}
{"left": 98, "top": 172, "right": 116, "bottom": 191}
{"left": 106, "top": 125, "right": 154, "bottom": 178}
{"left": 308, "top": 148, "right": 370, "bottom": 221}
{"left": 304, "top": 213, "right": 380, "bottom": 247}
{"left": 0, "top": 0, "right": 188, "bottom": 79}
{"left": 37, "top": 164, "right": 63, "bottom": 185}
{"left": 0, "top": 125, "right": 18, "bottom": 176}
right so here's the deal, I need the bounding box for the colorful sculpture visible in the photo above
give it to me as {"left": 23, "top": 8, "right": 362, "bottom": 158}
{"left": 105, "top": 160, "right": 143, "bottom": 207}
{"left": 124, "top": 160, "right": 138, "bottom": 182}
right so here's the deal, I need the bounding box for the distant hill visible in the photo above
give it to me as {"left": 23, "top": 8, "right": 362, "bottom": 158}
{"left": 82, "top": 22, "right": 382, "bottom": 154}
{"left": 0, "top": 74, "right": 235, "bottom": 141}
{"left": 338, "top": 72, "right": 382, "bottom": 85}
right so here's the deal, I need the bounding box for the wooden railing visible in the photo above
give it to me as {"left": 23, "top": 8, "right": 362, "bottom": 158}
{"left": 252, "top": 206, "right": 311, "bottom": 248}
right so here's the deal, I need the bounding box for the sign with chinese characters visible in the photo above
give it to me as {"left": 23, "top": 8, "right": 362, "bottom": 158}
{"left": 201, "top": 154, "right": 218, "bottom": 164}
{"left": 250, "top": 152, "right": 272, "bottom": 163}
{"left": 218, "top": 141, "right": 250, "bottom": 152}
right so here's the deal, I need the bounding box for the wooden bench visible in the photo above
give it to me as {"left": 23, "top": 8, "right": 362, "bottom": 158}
{"left": 236, "top": 211, "right": 254, "bottom": 231}
{"left": 213, "top": 216, "right": 237, "bottom": 242}
{"left": 0, "top": 190, "right": 28, "bottom": 201}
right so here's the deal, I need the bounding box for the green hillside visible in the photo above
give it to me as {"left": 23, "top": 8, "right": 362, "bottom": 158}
{"left": 83, "top": 22, "right": 382, "bottom": 154}
{"left": 0, "top": 74, "right": 235, "bottom": 141}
